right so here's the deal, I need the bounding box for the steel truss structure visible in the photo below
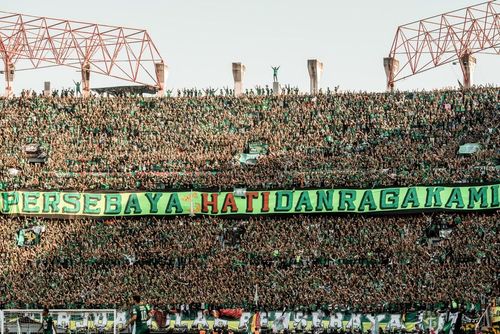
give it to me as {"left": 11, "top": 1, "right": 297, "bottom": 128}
{"left": 0, "top": 11, "right": 165, "bottom": 95}
{"left": 386, "top": 1, "right": 499, "bottom": 89}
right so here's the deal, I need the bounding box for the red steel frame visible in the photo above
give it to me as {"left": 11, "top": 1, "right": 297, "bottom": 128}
{"left": 387, "top": 1, "right": 499, "bottom": 86}
{"left": 0, "top": 11, "right": 164, "bottom": 88}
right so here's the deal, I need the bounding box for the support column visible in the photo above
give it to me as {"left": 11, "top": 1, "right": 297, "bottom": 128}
{"left": 4, "top": 60, "right": 15, "bottom": 97}
{"left": 273, "top": 82, "right": 281, "bottom": 96}
{"left": 232, "top": 62, "right": 245, "bottom": 97}
{"left": 460, "top": 53, "right": 476, "bottom": 89}
{"left": 81, "top": 63, "right": 91, "bottom": 98}
{"left": 307, "top": 59, "right": 323, "bottom": 95}
{"left": 155, "top": 62, "right": 167, "bottom": 96}
{"left": 383, "top": 57, "right": 399, "bottom": 92}
{"left": 43, "top": 81, "right": 51, "bottom": 97}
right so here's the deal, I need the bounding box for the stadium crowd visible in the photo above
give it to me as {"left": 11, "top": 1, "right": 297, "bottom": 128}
{"left": 0, "top": 213, "right": 497, "bottom": 312}
{"left": 0, "top": 87, "right": 498, "bottom": 190}
{"left": 0, "top": 87, "right": 498, "bottom": 315}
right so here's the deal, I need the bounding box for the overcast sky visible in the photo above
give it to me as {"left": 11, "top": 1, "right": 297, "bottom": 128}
{"left": 2, "top": 0, "right": 499, "bottom": 93}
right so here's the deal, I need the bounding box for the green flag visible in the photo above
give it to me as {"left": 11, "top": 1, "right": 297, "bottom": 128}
{"left": 442, "top": 321, "right": 453, "bottom": 334}
{"left": 239, "top": 153, "right": 260, "bottom": 165}
{"left": 249, "top": 143, "right": 269, "bottom": 154}
{"left": 16, "top": 226, "right": 45, "bottom": 247}
{"left": 458, "top": 143, "right": 481, "bottom": 155}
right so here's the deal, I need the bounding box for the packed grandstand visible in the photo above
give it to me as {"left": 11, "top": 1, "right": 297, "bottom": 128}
{"left": 0, "top": 85, "right": 498, "bottom": 334}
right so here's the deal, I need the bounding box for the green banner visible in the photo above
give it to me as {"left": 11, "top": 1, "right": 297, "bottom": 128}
{"left": 0, "top": 184, "right": 498, "bottom": 217}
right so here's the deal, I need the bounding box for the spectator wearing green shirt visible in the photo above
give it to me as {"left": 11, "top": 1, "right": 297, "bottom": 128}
{"left": 38, "top": 308, "right": 57, "bottom": 334}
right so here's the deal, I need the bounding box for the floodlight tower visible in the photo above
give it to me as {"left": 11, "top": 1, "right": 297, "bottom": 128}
{"left": 0, "top": 11, "right": 166, "bottom": 97}
{"left": 385, "top": 1, "right": 499, "bottom": 90}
